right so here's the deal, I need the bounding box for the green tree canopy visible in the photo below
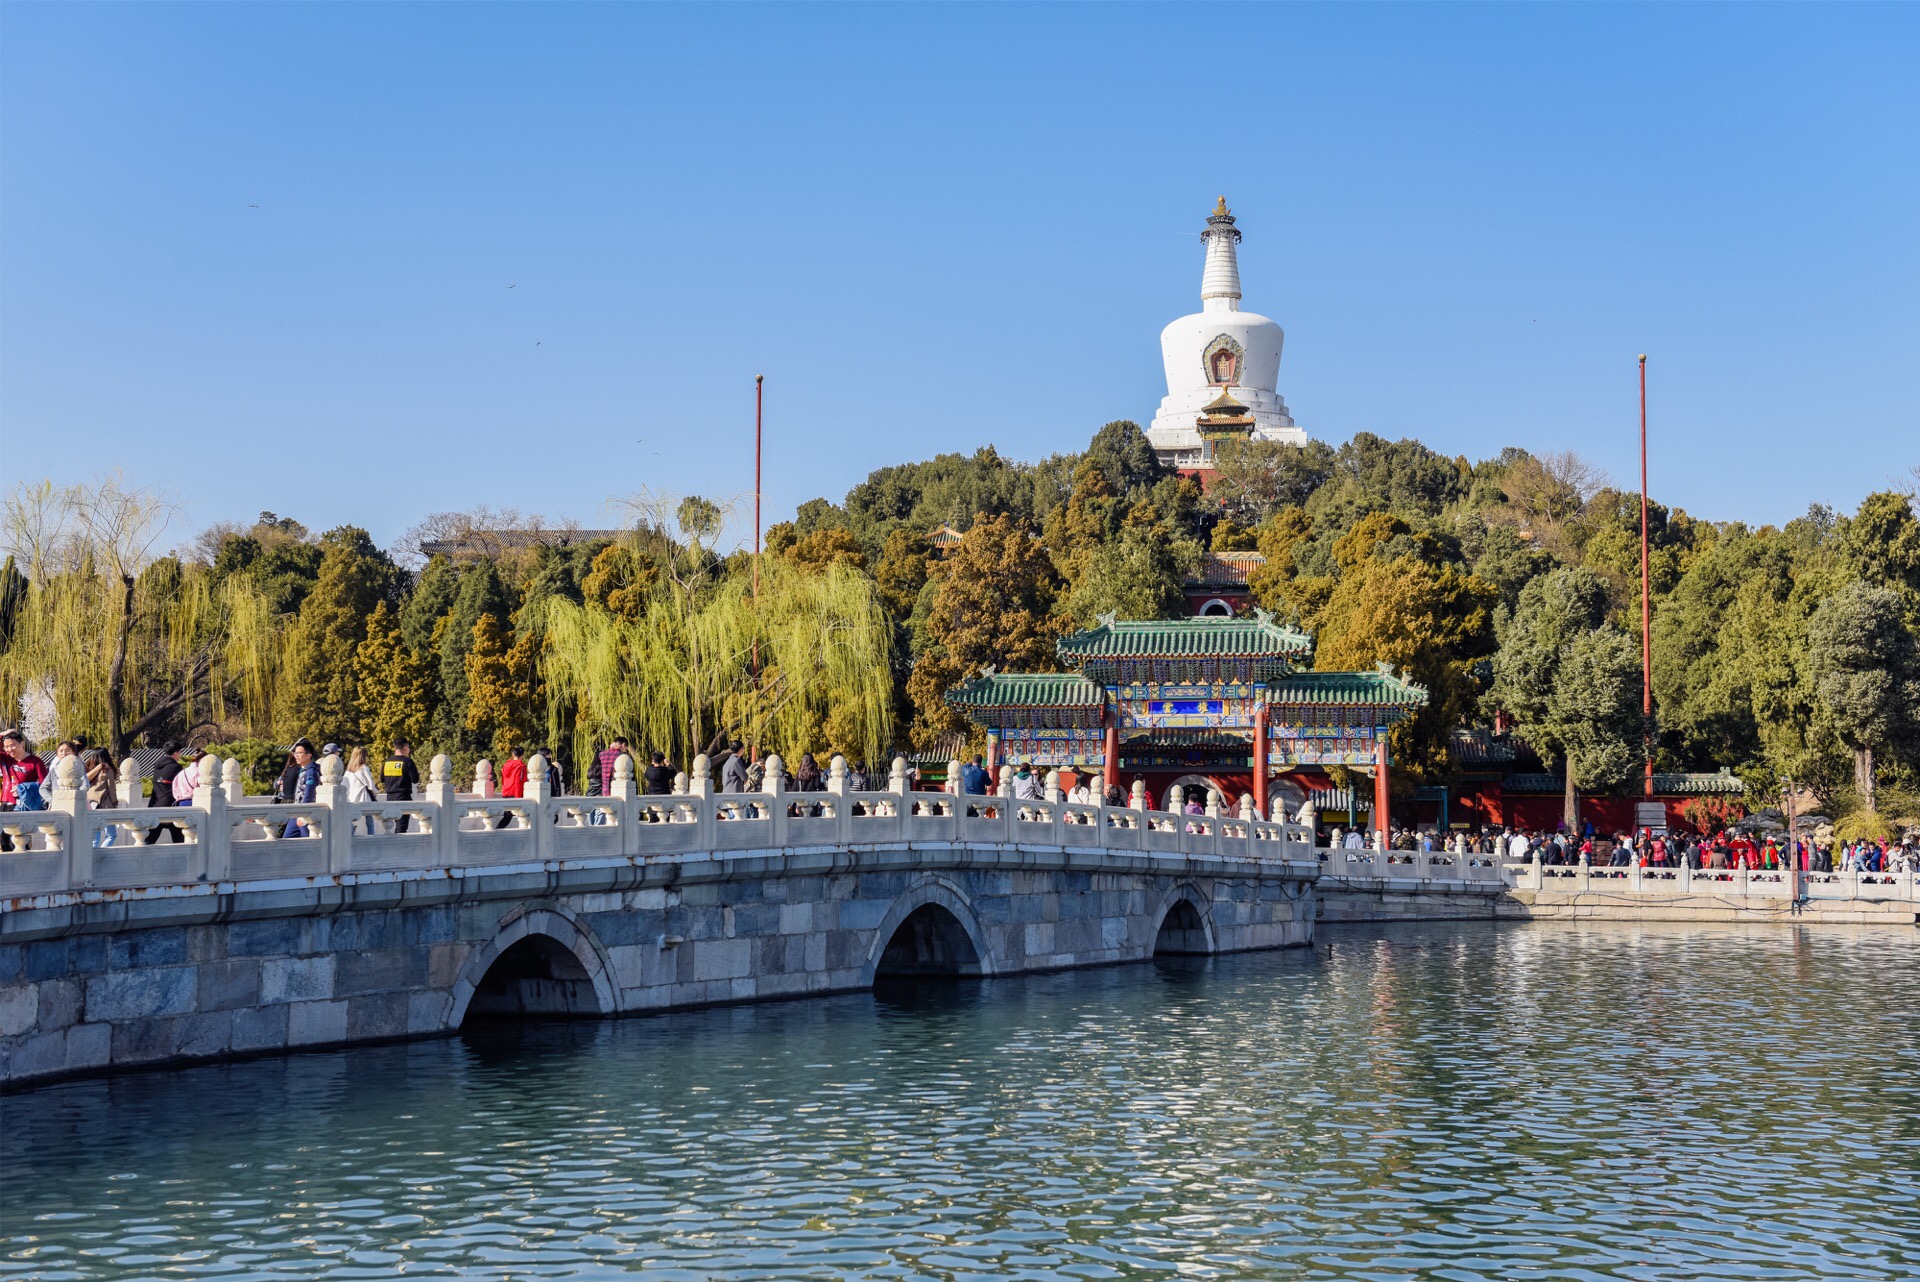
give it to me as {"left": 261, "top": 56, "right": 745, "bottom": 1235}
{"left": 1806, "top": 580, "right": 1920, "bottom": 813}
{"left": 1488, "top": 566, "right": 1643, "bottom": 827}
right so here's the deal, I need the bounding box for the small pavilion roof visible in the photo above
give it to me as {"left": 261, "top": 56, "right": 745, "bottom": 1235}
{"left": 1264, "top": 667, "right": 1428, "bottom": 709}
{"left": 1057, "top": 612, "right": 1311, "bottom": 671}
{"left": 944, "top": 671, "right": 1102, "bottom": 710}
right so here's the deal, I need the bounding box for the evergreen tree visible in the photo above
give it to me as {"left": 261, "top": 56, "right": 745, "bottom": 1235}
{"left": 465, "top": 611, "right": 542, "bottom": 758}
{"left": 1806, "top": 581, "right": 1920, "bottom": 816}
{"left": 434, "top": 561, "right": 513, "bottom": 753}
{"left": 1488, "top": 567, "right": 1643, "bottom": 828}
{"left": 906, "top": 513, "right": 1063, "bottom": 744}
{"left": 355, "top": 600, "right": 435, "bottom": 754}
{"left": 278, "top": 527, "right": 404, "bottom": 744}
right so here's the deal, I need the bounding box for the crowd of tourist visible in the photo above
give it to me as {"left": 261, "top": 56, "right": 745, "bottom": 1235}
{"left": 1420, "top": 823, "right": 1920, "bottom": 875}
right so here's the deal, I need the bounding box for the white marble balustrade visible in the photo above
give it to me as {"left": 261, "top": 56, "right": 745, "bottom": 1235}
{"left": 0, "top": 752, "right": 1320, "bottom": 901}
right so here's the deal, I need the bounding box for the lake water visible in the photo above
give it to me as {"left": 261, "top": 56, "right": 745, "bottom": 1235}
{"left": 3, "top": 921, "right": 1916, "bottom": 1281}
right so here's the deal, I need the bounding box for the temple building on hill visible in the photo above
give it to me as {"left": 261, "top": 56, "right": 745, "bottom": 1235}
{"left": 1185, "top": 550, "right": 1265, "bottom": 616}
{"left": 944, "top": 613, "right": 1426, "bottom": 832}
{"left": 1147, "top": 198, "right": 1307, "bottom": 473}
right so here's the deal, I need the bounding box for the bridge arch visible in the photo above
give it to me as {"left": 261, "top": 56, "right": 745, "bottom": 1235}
{"left": 865, "top": 878, "right": 995, "bottom": 982}
{"left": 450, "top": 905, "right": 617, "bottom": 1026}
{"left": 1151, "top": 882, "right": 1216, "bottom": 956}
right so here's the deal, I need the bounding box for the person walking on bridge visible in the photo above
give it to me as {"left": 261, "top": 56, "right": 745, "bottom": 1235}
{"left": 643, "top": 751, "right": 676, "bottom": 796}
{"left": 721, "top": 740, "right": 749, "bottom": 793}
{"left": 597, "top": 736, "right": 630, "bottom": 795}
{"left": 381, "top": 739, "right": 420, "bottom": 833}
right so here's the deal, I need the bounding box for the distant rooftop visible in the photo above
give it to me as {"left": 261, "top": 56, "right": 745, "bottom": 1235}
{"left": 418, "top": 529, "right": 622, "bottom": 561}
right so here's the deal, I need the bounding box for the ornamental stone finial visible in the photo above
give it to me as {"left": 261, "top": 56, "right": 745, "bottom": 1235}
{"left": 947, "top": 758, "right": 964, "bottom": 797}
{"left": 430, "top": 753, "right": 452, "bottom": 785}
{"left": 1167, "top": 785, "right": 1184, "bottom": 813}
{"left": 672, "top": 770, "right": 688, "bottom": 796}
{"left": 53, "top": 753, "right": 84, "bottom": 795}
{"left": 890, "top": 755, "right": 910, "bottom": 795}
{"left": 118, "top": 756, "right": 140, "bottom": 803}
{"left": 1238, "top": 793, "right": 1255, "bottom": 821}
{"left": 828, "top": 754, "right": 849, "bottom": 795}
{"left": 762, "top": 753, "right": 786, "bottom": 796}
{"left": 1129, "top": 779, "right": 1146, "bottom": 811}
{"left": 320, "top": 752, "right": 342, "bottom": 786}
{"left": 1043, "top": 769, "right": 1061, "bottom": 803}
{"left": 690, "top": 753, "right": 712, "bottom": 799}
{"left": 222, "top": 757, "right": 244, "bottom": 803}
{"left": 474, "top": 759, "right": 494, "bottom": 798}
{"left": 614, "top": 752, "right": 634, "bottom": 782}
{"left": 998, "top": 763, "right": 1013, "bottom": 799}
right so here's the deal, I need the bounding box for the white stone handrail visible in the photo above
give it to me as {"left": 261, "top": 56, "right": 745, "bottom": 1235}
{"left": 0, "top": 753, "right": 1322, "bottom": 902}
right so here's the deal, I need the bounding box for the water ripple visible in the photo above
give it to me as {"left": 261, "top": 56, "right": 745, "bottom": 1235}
{"left": 3, "top": 921, "right": 1916, "bottom": 1280}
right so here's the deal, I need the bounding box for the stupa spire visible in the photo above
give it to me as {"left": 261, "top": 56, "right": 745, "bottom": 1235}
{"left": 1200, "top": 196, "right": 1243, "bottom": 311}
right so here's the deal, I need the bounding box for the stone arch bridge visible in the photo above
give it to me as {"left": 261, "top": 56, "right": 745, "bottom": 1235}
{"left": 0, "top": 753, "right": 1319, "bottom": 1087}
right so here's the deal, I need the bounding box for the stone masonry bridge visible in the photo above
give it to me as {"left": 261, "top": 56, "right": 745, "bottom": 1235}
{"left": 1, "top": 752, "right": 1325, "bottom": 1088}
{"left": 8, "top": 751, "right": 1911, "bottom": 1088}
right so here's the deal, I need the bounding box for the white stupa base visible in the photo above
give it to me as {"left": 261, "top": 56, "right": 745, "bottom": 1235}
{"left": 1148, "top": 390, "right": 1306, "bottom": 470}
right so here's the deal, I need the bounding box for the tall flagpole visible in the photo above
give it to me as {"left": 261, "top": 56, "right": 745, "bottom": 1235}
{"left": 1639, "top": 355, "right": 1653, "bottom": 799}
{"left": 753, "top": 375, "right": 764, "bottom": 681}
{"left": 754, "top": 375, "right": 764, "bottom": 603}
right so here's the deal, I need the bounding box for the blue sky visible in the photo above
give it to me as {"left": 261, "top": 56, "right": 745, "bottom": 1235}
{"left": 3, "top": 3, "right": 1915, "bottom": 553}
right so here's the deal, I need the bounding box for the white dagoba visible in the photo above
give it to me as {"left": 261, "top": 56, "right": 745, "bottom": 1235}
{"left": 1147, "top": 198, "right": 1306, "bottom": 469}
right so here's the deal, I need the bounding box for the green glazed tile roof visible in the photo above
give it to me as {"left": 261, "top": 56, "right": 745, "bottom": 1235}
{"left": 944, "top": 672, "right": 1103, "bottom": 709}
{"left": 1056, "top": 611, "right": 1312, "bottom": 663}
{"left": 1264, "top": 668, "right": 1429, "bottom": 708}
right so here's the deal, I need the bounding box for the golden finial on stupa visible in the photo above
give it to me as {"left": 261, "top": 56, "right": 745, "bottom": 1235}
{"left": 1213, "top": 195, "right": 1230, "bottom": 217}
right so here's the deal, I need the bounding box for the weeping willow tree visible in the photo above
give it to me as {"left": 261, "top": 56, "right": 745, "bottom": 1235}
{"left": 539, "top": 556, "right": 895, "bottom": 775}
{"left": 0, "top": 478, "right": 283, "bottom": 752}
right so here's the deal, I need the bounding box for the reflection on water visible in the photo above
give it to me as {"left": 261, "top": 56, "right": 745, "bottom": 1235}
{"left": 4, "top": 921, "right": 1916, "bottom": 1280}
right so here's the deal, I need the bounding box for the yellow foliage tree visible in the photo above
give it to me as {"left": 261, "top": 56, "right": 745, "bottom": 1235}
{"left": 465, "top": 612, "right": 542, "bottom": 758}
{"left": 355, "top": 600, "right": 435, "bottom": 753}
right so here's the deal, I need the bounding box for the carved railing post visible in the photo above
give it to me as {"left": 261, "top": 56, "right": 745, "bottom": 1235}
{"left": 688, "top": 754, "right": 714, "bottom": 848}
{"left": 222, "top": 758, "right": 245, "bottom": 806}
{"left": 1043, "top": 769, "right": 1061, "bottom": 804}
{"left": 194, "top": 754, "right": 232, "bottom": 882}
{"left": 314, "top": 752, "right": 347, "bottom": 874}
{"left": 890, "top": 755, "right": 910, "bottom": 797}
{"left": 50, "top": 755, "right": 90, "bottom": 888}
{"left": 611, "top": 753, "right": 638, "bottom": 855}
{"left": 117, "top": 756, "right": 141, "bottom": 812}
{"left": 1129, "top": 779, "right": 1146, "bottom": 812}
{"left": 947, "top": 758, "right": 964, "bottom": 799}
{"left": 525, "top": 753, "right": 551, "bottom": 862}
{"left": 827, "top": 755, "right": 848, "bottom": 796}
{"left": 762, "top": 753, "right": 789, "bottom": 846}
{"left": 997, "top": 764, "right": 1013, "bottom": 799}
{"left": 473, "top": 759, "right": 496, "bottom": 799}
{"left": 425, "top": 754, "right": 457, "bottom": 866}
{"left": 1167, "top": 785, "right": 1183, "bottom": 816}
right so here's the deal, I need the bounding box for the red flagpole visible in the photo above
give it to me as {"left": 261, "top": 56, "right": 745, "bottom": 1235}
{"left": 753, "top": 375, "right": 764, "bottom": 680}
{"left": 1639, "top": 355, "right": 1653, "bottom": 799}
{"left": 754, "top": 374, "right": 763, "bottom": 601}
